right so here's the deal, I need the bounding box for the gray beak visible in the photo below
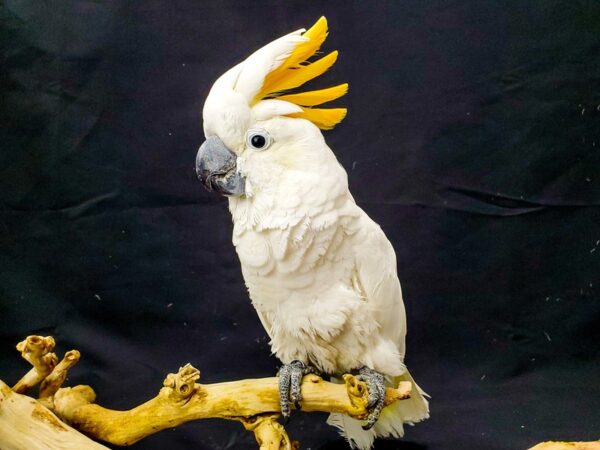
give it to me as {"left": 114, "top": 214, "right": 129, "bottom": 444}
{"left": 195, "top": 136, "right": 245, "bottom": 197}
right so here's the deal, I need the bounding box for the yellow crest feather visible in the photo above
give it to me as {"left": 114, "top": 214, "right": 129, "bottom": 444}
{"left": 288, "top": 107, "right": 347, "bottom": 130}
{"left": 254, "top": 17, "right": 348, "bottom": 130}
{"left": 276, "top": 83, "right": 348, "bottom": 106}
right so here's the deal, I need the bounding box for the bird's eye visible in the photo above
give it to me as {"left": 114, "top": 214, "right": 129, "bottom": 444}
{"left": 245, "top": 129, "right": 271, "bottom": 151}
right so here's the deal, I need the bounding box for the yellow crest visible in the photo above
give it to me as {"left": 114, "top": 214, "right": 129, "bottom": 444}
{"left": 253, "top": 17, "right": 348, "bottom": 130}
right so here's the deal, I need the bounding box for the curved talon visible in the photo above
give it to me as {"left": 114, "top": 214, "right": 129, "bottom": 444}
{"left": 357, "top": 366, "right": 386, "bottom": 430}
{"left": 277, "top": 360, "right": 317, "bottom": 420}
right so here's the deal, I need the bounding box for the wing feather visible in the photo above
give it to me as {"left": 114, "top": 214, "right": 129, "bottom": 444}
{"left": 352, "top": 214, "right": 407, "bottom": 355}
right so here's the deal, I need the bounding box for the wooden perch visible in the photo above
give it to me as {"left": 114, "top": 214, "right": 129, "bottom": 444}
{"left": 12, "top": 335, "right": 58, "bottom": 394}
{"left": 0, "top": 380, "right": 108, "bottom": 450}
{"left": 53, "top": 364, "right": 412, "bottom": 447}
{"left": 1, "top": 335, "right": 411, "bottom": 450}
{"left": 40, "top": 350, "right": 80, "bottom": 399}
{"left": 3, "top": 335, "right": 596, "bottom": 450}
{"left": 241, "top": 414, "right": 297, "bottom": 450}
{"left": 528, "top": 442, "right": 600, "bottom": 450}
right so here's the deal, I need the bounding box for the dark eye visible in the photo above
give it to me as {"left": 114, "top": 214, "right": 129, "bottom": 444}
{"left": 251, "top": 134, "right": 266, "bottom": 148}
{"left": 246, "top": 129, "right": 271, "bottom": 151}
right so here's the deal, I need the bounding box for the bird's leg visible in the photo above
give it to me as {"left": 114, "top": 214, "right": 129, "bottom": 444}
{"left": 356, "top": 366, "right": 386, "bottom": 430}
{"left": 277, "top": 360, "right": 318, "bottom": 421}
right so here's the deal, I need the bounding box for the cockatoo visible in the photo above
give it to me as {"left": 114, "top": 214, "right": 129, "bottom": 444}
{"left": 195, "top": 17, "right": 429, "bottom": 449}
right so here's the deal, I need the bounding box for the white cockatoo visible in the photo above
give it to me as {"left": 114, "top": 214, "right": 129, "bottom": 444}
{"left": 195, "top": 17, "right": 429, "bottom": 449}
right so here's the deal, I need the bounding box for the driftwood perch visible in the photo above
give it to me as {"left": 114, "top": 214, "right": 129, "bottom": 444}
{"left": 0, "top": 380, "right": 108, "bottom": 450}
{"left": 12, "top": 335, "right": 58, "bottom": 394}
{"left": 528, "top": 442, "right": 600, "bottom": 450}
{"left": 1, "top": 335, "right": 597, "bottom": 450}
{"left": 1, "top": 335, "right": 411, "bottom": 449}
{"left": 1, "top": 336, "right": 106, "bottom": 450}
{"left": 53, "top": 364, "right": 411, "bottom": 447}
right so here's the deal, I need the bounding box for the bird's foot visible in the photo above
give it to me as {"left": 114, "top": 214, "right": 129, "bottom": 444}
{"left": 356, "top": 366, "right": 386, "bottom": 430}
{"left": 277, "top": 360, "right": 318, "bottom": 421}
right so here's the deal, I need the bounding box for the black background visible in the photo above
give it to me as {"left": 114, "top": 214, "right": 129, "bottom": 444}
{"left": 1, "top": 1, "right": 599, "bottom": 449}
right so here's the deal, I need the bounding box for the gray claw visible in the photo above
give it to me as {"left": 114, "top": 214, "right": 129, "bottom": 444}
{"left": 278, "top": 360, "right": 316, "bottom": 420}
{"left": 357, "top": 366, "right": 386, "bottom": 430}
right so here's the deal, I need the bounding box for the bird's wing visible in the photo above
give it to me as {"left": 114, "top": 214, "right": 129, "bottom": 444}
{"left": 351, "top": 212, "right": 407, "bottom": 358}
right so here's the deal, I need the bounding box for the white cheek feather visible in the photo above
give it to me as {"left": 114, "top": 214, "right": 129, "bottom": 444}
{"left": 236, "top": 156, "right": 254, "bottom": 197}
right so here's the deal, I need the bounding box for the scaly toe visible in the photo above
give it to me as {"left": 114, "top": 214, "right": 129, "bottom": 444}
{"left": 278, "top": 360, "right": 316, "bottom": 420}
{"left": 357, "top": 366, "right": 386, "bottom": 430}
{"left": 278, "top": 364, "right": 293, "bottom": 420}
{"left": 289, "top": 361, "right": 304, "bottom": 408}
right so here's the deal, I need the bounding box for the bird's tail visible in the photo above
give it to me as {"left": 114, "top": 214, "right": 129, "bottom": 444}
{"left": 326, "top": 370, "right": 430, "bottom": 450}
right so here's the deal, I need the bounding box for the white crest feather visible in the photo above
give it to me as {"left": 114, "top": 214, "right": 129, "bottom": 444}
{"left": 233, "top": 31, "right": 307, "bottom": 101}
{"left": 251, "top": 99, "right": 302, "bottom": 121}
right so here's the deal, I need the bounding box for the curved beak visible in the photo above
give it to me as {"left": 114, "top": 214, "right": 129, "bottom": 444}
{"left": 195, "top": 136, "right": 245, "bottom": 197}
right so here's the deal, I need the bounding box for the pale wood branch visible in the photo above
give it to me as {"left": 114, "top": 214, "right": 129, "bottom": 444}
{"left": 528, "top": 442, "right": 600, "bottom": 450}
{"left": 240, "top": 414, "right": 296, "bottom": 450}
{"left": 2, "top": 335, "right": 598, "bottom": 450}
{"left": 52, "top": 364, "right": 412, "bottom": 446}
{"left": 3, "top": 336, "right": 412, "bottom": 448}
{"left": 40, "top": 350, "right": 81, "bottom": 399}
{"left": 12, "top": 335, "right": 58, "bottom": 394}
{"left": 0, "top": 379, "right": 108, "bottom": 450}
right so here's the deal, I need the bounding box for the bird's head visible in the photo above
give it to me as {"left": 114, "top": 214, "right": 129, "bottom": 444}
{"left": 195, "top": 17, "right": 347, "bottom": 198}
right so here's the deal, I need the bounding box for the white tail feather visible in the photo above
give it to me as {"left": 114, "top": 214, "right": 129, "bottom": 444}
{"left": 327, "top": 413, "right": 377, "bottom": 450}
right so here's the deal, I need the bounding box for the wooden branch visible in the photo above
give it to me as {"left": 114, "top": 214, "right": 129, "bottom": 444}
{"left": 3, "top": 335, "right": 412, "bottom": 448}
{"left": 12, "top": 336, "right": 58, "bottom": 394}
{"left": 0, "top": 379, "right": 109, "bottom": 450}
{"left": 529, "top": 442, "right": 600, "bottom": 450}
{"left": 52, "top": 364, "right": 411, "bottom": 446}
{"left": 240, "top": 414, "right": 296, "bottom": 450}
{"left": 3, "top": 335, "right": 598, "bottom": 450}
{"left": 40, "top": 350, "right": 80, "bottom": 399}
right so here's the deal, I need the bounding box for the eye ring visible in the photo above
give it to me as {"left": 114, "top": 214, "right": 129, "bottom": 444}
{"left": 245, "top": 129, "right": 272, "bottom": 151}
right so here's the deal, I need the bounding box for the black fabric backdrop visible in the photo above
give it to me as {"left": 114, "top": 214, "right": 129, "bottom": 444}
{"left": 1, "top": 1, "right": 599, "bottom": 449}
